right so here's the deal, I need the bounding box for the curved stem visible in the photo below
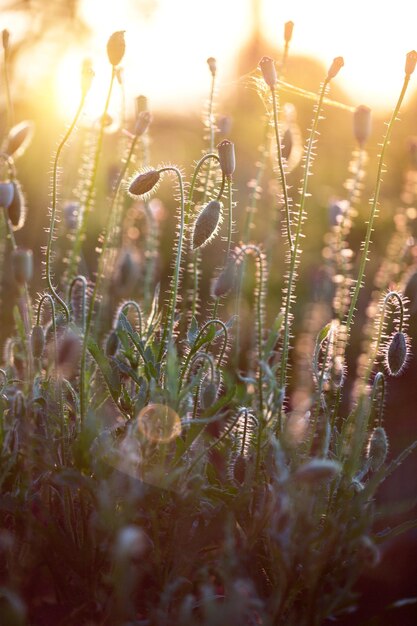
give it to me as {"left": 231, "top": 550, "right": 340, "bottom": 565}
{"left": 119, "top": 300, "right": 143, "bottom": 336}
{"left": 179, "top": 318, "right": 228, "bottom": 392}
{"left": 80, "top": 130, "right": 138, "bottom": 423}
{"left": 47, "top": 94, "right": 87, "bottom": 322}
{"left": 158, "top": 166, "right": 185, "bottom": 349}
{"left": 68, "top": 275, "right": 88, "bottom": 332}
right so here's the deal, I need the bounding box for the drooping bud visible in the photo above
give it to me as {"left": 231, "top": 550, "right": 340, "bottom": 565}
{"left": 57, "top": 331, "right": 82, "bottom": 378}
{"left": 105, "top": 330, "right": 119, "bottom": 357}
{"left": 326, "top": 56, "right": 344, "bottom": 81}
{"left": 217, "top": 139, "right": 235, "bottom": 178}
{"left": 128, "top": 169, "right": 160, "bottom": 197}
{"left": 367, "top": 426, "right": 388, "bottom": 471}
{"left": 284, "top": 21, "right": 294, "bottom": 45}
{"left": 12, "top": 248, "right": 33, "bottom": 285}
{"left": 353, "top": 105, "right": 372, "bottom": 147}
{"left": 192, "top": 200, "right": 222, "bottom": 250}
{"left": 293, "top": 458, "right": 341, "bottom": 485}
{"left": 8, "top": 181, "right": 26, "bottom": 231}
{"left": 107, "top": 31, "right": 126, "bottom": 67}
{"left": 200, "top": 379, "right": 217, "bottom": 410}
{"left": 405, "top": 50, "right": 417, "bottom": 77}
{"left": 31, "top": 325, "right": 45, "bottom": 359}
{"left": 259, "top": 56, "right": 277, "bottom": 88}
{"left": 0, "top": 182, "right": 14, "bottom": 209}
{"left": 386, "top": 331, "right": 408, "bottom": 376}
{"left": 135, "top": 111, "right": 152, "bottom": 136}
{"left": 207, "top": 56, "right": 217, "bottom": 77}
{"left": 81, "top": 58, "right": 94, "bottom": 95}
{"left": 5, "top": 120, "right": 34, "bottom": 159}
{"left": 212, "top": 257, "right": 236, "bottom": 297}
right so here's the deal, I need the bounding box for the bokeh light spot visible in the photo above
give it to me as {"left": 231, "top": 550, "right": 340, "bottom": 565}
{"left": 137, "top": 403, "right": 181, "bottom": 443}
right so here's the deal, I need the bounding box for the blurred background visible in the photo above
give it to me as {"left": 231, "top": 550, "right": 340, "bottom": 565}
{"left": 0, "top": 0, "right": 417, "bottom": 623}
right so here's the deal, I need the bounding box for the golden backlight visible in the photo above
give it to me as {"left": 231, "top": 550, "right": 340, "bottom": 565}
{"left": 54, "top": 0, "right": 417, "bottom": 120}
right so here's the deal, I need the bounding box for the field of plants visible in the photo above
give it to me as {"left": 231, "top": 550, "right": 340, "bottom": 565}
{"left": 0, "top": 17, "right": 417, "bottom": 626}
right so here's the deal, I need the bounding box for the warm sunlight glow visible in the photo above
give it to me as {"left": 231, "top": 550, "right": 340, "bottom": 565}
{"left": 51, "top": 0, "right": 417, "bottom": 118}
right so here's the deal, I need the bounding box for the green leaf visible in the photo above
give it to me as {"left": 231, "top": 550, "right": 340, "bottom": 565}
{"left": 87, "top": 337, "right": 121, "bottom": 405}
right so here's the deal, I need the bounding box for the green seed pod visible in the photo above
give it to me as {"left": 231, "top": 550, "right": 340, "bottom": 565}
{"left": 212, "top": 258, "right": 236, "bottom": 298}
{"left": 217, "top": 139, "right": 235, "bottom": 178}
{"left": 386, "top": 331, "right": 408, "bottom": 376}
{"left": 0, "top": 181, "right": 14, "bottom": 209}
{"left": 12, "top": 248, "right": 33, "bottom": 285}
{"left": 293, "top": 459, "right": 341, "bottom": 485}
{"left": 367, "top": 426, "right": 388, "bottom": 471}
{"left": 128, "top": 169, "right": 160, "bottom": 197}
{"left": 106, "top": 331, "right": 119, "bottom": 357}
{"left": 259, "top": 55, "right": 277, "bottom": 88}
{"left": 31, "top": 325, "right": 45, "bottom": 359}
{"left": 107, "top": 31, "right": 125, "bottom": 67}
{"left": 192, "top": 200, "right": 222, "bottom": 250}
{"left": 8, "top": 181, "right": 26, "bottom": 231}
{"left": 5, "top": 120, "right": 34, "bottom": 159}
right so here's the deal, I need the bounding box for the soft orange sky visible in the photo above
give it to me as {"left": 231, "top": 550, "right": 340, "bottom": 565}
{"left": 3, "top": 0, "right": 417, "bottom": 118}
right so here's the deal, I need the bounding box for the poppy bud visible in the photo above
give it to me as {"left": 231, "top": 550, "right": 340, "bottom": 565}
{"left": 0, "top": 182, "right": 14, "bottom": 209}
{"left": 12, "top": 248, "right": 33, "bottom": 285}
{"left": 284, "top": 21, "right": 294, "bottom": 45}
{"left": 192, "top": 200, "right": 222, "bottom": 250}
{"left": 367, "top": 426, "right": 388, "bottom": 471}
{"left": 2, "top": 29, "right": 9, "bottom": 52}
{"left": 386, "top": 331, "right": 408, "bottom": 376}
{"left": 405, "top": 50, "right": 417, "bottom": 77}
{"left": 128, "top": 169, "right": 160, "bottom": 197}
{"left": 212, "top": 258, "right": 236, "bottom": 297}
{"left": 293, "top": 459, "right": 341, "bottom": 484}
{"left": 135, "top": 95, "right": 148, "bottom": 115}
{"left": 327, "top": 56, "right": 344, "bottom": 81}
{"left": 217, "top": 139, "right": 235, "bottom": 178}
{"left": 8, "top": 181, "right": 26, "bottom": 231}
{"left": 259, "top": 56, "right": 277, "bottom": 88}
{"left": 135, "top": 111, "right": 152, "bottom": 136}
{"left": 107, "top": 31, "right": 125, "bottom": 67}
{"left": 31, "top": 325, "right": 45, "bottom": 359}
{"left": 106, "top": 331, "right": 119, "bottom": 357}
{"left": 207, "top": 56, "right": 217, "bottom": 77}
{"left": 353, "top": 105, "right": 371, "bottom": 147}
